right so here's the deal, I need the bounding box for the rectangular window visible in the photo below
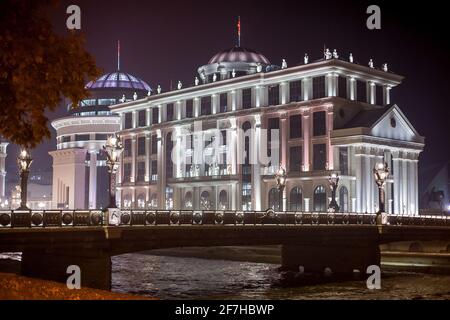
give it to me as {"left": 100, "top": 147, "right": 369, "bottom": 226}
{"left": 313, "top": 111, "right": 326, "bottom": 136}
{"left": 75, "top": 134, "right": 90, "bottom": 142}
{"left": 221, "top": 130, "right": 227, "bottom": 145}
{"left": 151, "top": 160, "right": 158, "bottom": 180}
{"left": 137, "top": 137, "right": 146, "bottom": 156}
{"left": 138, "top": 110, "right": 146, "bottom": 127}
{"left": 338, "top": 76, "right": 347, "bottom": 99}
{"left": 268, "top": 117, "right": 280, "bottom": 143}
{"left": 289, "top": 114, "right": 302, "bottom": 139}
{"left": 152, "top": 108, "right": 159, "bottom": 124}
{"left": 339, "top": 147, "right": 348, "bottom": 175}
{"left": 95, "top": 134, "right": 108, "bottom": 141}
{"left": 62, "top": 136, "right": 71, "bottom": 143}
{"left": 124, "top": 112, "right": 133, "bottom": 129}
{"left": 289, "top": 80, "right": 302, "bottom": 102}
{"left": 166, "top": 103, "right": 174, "bottom": 121}
{"left": 242, "top": 88, "right": 252, "bottom": 109}
{"left": 123, "top": 139, "right": 132, "bottom": 157}
{"left": 357, "top": 80, "right": 367, "bottom": 102}
{"left": 376, "top": 85, "right": 384, "bottom": 105}
{"left": 312, "top": 76, "right": 326, "bottom": 99}
{"left": 151, "top": 135, "right": 157, "bottom": 155}
{"left": 313, "top": 144, "right": 327, "bottom": 171}
{"left": 201, "top": 96, "right": 211, "bottom": 116}
{"left": 123, "top": 163, "right": 132, "bottom": 183}
{"left": 137, "top": 161, "right": 145, "bottom": 182}
{"left": 289, "top": 146, "right": 302, "bottom": 172}
{"left": 219, "top": 93, "right": 227, "bottom": 113}
{"left": 185, "top": 100, "right": 193, "bottom": 118}
{"left": 268, "top": 85, "right": 280, "bottom": 106}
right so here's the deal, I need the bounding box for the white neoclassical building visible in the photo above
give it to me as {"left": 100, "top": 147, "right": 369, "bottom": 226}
{"left": 50, "top": 69, "right": 151, "bottom": 209}
{"left": 109, "top": 47, "right": 424, "bottom": 214}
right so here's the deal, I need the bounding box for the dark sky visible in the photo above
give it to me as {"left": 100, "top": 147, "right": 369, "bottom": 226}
{"left": 5, "top": 0, "right": 450, "bottom": 186}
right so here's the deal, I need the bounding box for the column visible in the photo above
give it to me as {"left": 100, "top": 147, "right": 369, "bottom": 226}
{"left": 302, "top": 109, "right": 310, "bottom": 171}
{"left": 88, "top": 151, "right": 97, "bottom": 209}
{"left": 157, "top": 131, "right": 165, "bottom": 209}
{"left": 132, "top": 111, "right": 137, "bottom": 129}
{"left": 145, "top": 134, "right": 150, "bottom": 182}
{"left": 212, "top": 94, "right": 218, "bottom": 114}
{"left": 304, "top": 198, "right": 310, "bottom": 212}
{"left": 280, "top": 114, "right": 288, "bottom": 168}
{"left": 384, "top": 86, "right": 391, "bottom": 105}
{"left": 326, "top": 107, "right": 334, "bottom": 170}
{"left": 280, "top": 82, "right": 288, "bottom": 105}
{"left": 369, "top": 82, "right": 376, "bottom": 104}
{"left": 131, "top": 136, "right": 136, "bottom": 183}
{"left": 409, "top": 159, "right": 416, "bottom": 214}
{"left": 402, "top": 159, "right": 408, "bottom": 214}
{"left": 253, "top": 120, "right": 262, "bottom": 210}
{"left": 349, "top": 77, "right": 356, "bottom": 101}
{"left": 393, "top": 154, "right": 401, "bottom": 214}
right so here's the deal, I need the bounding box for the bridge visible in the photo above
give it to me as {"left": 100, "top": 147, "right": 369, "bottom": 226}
{"left": 1, "top": 209, "right": 450, "bottom": 290}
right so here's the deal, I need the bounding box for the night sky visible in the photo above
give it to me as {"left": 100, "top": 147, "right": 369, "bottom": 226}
{"left": 5, "top": 0, "right": 450, "bottom": 188}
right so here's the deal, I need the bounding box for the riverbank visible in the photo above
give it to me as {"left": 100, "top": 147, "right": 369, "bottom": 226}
{"left": 0, "top": 272, "right": 152, "bottom": 300}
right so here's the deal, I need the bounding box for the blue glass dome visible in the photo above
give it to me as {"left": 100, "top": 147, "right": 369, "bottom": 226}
{"left": 85, "top": 72, "right": 151, "bottom": 91}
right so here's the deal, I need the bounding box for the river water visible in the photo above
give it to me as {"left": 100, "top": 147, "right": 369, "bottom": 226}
{"left": 111, "top": 253, "right": 450, "bottom": 300}
{"left": 1, "top": 252, "right": 450, "bottom": 299}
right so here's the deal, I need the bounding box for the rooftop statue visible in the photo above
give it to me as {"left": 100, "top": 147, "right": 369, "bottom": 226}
{"left": 349, "top": 53, "right": 354, "bottom": 63}
{"left": 281, "top": 59, "right": 287, "bottom": 69}
{"left": 304, "top": 53, "right": 309, "bottom": 64}
{"left": 157, "top": 85, "right": 161, "bottom": 94}
{"left": 177, "top": 81, "right": 182, "bottom": 90}
{"left": 382, "top": 63, "right": 388, "bottom": 72}
{"left": 369, "top": 59, "right": 374, "bottom": 68}
{"left": 333, "top": 49, "right": 339, "bottom": 59}
{"left": 325, "top": 48, "right": 332, "bottom": 60}
{"left": 195, "top": 77, "right": 199, "bottom": 86}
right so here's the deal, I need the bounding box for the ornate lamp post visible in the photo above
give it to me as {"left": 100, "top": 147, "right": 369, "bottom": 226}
{"left": 373, "top": 162, "right": 389, "bottom": 225}
{"left": 275, "top": 166, "right": 287, "bottom": 212}
{"left": 103, "top": 135, "right": 123, "bottom": 222}
{"left": 17, "top": 149, "right": 33, "bottom": 210}
{"left": 328, "top": 172, "right": 340, "bottom": 212}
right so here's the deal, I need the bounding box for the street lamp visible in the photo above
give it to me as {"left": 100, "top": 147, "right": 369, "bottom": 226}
{"left": 17, "top": 149, "right": 33, "bottom": 210}
{"left": 328, "top": 172, "right": 340, "bottom": 212}
{"left": 103, "top": 134, "right": 123, "bottom": 211}
{"left": 275, "top": 166, "right": 287, "bottom": 212}
{"left": 373, "top": 162, "right": 389, "bottom": 224}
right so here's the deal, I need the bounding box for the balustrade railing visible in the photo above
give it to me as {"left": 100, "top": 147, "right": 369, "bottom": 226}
{"left": 0, "top": 210, "right": 448, "bottom": 228}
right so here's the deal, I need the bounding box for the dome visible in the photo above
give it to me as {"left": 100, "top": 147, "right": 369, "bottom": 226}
{"left": 208, "top": 46, "right": 270, "bottom": 65}
{"left": 85, "top": 72, "right": 151, "bottom": 91}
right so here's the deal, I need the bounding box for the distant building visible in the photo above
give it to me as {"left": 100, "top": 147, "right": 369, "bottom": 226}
{"left": 111, "top": 46, "right": 424, "bottom": 214}
{"left": 50, "top": 66, "right": 151, "bottom": 209}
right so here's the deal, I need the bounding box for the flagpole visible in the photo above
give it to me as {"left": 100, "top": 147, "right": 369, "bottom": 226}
{"left": 117, "top": 40, "right": 120, "bottom": 71}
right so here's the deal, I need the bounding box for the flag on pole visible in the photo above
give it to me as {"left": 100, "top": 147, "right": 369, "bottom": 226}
{"left": 237, "top": 16, "right": 241, "bottom": 47}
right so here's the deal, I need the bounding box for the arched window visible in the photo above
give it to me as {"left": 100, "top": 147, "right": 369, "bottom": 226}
{"left": 268, "top": 188, "right": 280, "bottom": 211}
{"left": 289, "top": 187, "right": 303, "bottom": 211}
{"left": 200, "top": 191, "right": 211, "bottom": 210}
{"left": 339, "top": 186, "right": 349, "bottom": 212}
{"left": 149, "top": 193, "right": 158, "bottom": 208}
{"left": 136, "top": 194, "right": 145, "bottom": 209}
{"left": 219, "top": 190, "right": 228, "bottom": 210}
{"left": 314, "top": 185, "right": 327, "bottom": 212}
{"left": 123, "top": 195, "right": 132, "bottom": 209}
{"left": 184, "top": 191, "right": 193, "bottom": 209}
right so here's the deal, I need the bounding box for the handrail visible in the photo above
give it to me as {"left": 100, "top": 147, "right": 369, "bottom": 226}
{"left": 0, "top": 210, "right": 448, "bottom": 228}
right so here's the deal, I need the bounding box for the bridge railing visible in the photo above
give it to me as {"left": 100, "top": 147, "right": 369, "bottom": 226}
{"left": 0, "top": 210, "right": 449, "bottom": 229}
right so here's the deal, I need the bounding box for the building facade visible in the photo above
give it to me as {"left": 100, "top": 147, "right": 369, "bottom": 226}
{"left": 50, "top": 70, "right": 151, "bottom": 209}
{"left": 0, "top": 138, "right": 8, "bottom": 201}
{"left": 111, "top": 47, "right": 424, "bottom": 214}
